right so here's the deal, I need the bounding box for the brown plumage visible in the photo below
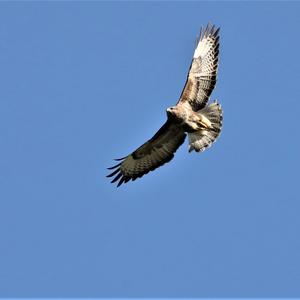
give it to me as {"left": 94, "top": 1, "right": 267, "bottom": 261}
{"left": 179, "top": 24, "right": 220, "bottom": 111}
{"left": 107, "top": 23, "right": 222, "bottom": 187}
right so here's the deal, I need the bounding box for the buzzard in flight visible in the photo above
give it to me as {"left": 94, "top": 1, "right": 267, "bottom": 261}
{"left": 107, "top": 24, "right": 222, "bottom": 187}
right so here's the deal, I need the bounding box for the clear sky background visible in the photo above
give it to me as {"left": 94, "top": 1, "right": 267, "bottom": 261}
{"left": 0, "top": 1, "right": 300, "bottom": 298}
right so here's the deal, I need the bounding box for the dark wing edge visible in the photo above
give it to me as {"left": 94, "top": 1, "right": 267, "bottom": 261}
{"left": 178, "top": 23, "right": 220, "bottom": 111}
{"left": 107, "top": 120, "right": 186, "bottom": 187}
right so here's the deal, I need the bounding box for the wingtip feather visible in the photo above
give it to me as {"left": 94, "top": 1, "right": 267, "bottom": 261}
{"left": 107, "top": 168, "right": 120, "bottom": 178}
{"left": 117, "top": 176, "right": 126, "bottom": 187}
{"left": 114, "top": 156, "right": 127, "bottom": 161}
{"left": 107, "top": 162, "right": 122, "bottom": 170}
{"left": 111, "top": 172, "right": 122, "bottom": 183}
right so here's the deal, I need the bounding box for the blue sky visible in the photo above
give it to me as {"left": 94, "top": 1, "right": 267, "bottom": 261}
{"left": 0, "top": 1, "right": 300, "bottom": 298}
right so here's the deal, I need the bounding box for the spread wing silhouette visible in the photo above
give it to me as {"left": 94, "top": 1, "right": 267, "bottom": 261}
{"left": 107, "top": 120, "right": 186, "bottom": 187}
{"left": 178, "top": 24, "right": 220, "bottom": 111}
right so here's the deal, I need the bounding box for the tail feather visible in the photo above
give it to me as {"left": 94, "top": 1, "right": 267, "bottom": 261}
{"left": 188, "top": 101, "right": 223, "bottom": 153}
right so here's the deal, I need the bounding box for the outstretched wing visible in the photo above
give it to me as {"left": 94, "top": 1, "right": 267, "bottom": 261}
{"left": 107, "top": 120, "right": 186, "bottom": 187}
{"left": 178, "top": 23, "right": 220, "bottom": 111}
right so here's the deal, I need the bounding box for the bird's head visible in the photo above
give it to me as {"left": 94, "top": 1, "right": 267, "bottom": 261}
{"left": 166, "top": 106, "right": 177, "bottom": 117}
{"left": 166, "top": 106, "right": 183, "bottom": 123}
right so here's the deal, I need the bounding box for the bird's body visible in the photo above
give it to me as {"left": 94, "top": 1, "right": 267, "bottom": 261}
{"left": 167, "top": 102, "right": 213, "bottom": 132}
{"left": 107, "top": 24, "right": 222, "bottom": 187}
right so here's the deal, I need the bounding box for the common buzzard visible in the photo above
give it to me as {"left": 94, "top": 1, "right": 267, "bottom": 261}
{"left": 107, "top": 24, "right": 222, "bottom": 187}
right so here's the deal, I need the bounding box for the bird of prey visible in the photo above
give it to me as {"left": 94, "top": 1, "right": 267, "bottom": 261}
{"left": 107, "top": 23, "right": 222, "bottom": 187}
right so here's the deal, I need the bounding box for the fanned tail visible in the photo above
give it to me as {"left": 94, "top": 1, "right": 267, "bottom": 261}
{"left": 188, "top": 101, "right": 223, "bottom": 153}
